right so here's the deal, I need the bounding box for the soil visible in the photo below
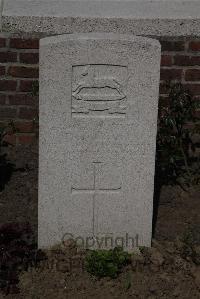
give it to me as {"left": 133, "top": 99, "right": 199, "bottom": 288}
{"left": 0, "top": 143, "right": 200, "bottom": 299}
{"left": 0, "top": 144, "right": 38, "bottom": 244}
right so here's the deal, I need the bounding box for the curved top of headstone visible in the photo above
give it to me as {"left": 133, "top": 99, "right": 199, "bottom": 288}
{"left": 40, "top": 32, "right": 161, "bottom": 48}
{"left": 1, "top": 0, "right": 200, "bottom": 37}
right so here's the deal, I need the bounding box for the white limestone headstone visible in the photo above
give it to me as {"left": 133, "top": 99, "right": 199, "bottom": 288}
{"left": 39, "top": 33, "right": 161, "bottom": 251}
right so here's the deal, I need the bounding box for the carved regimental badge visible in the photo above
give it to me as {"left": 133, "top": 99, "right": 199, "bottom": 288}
{"left": 72, "top": 64, "right": 127, "bottom": 118}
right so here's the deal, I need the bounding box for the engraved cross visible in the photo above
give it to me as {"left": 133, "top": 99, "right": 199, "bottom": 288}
{"left": 71, "top": 162, "right": 121, "bottom": 235}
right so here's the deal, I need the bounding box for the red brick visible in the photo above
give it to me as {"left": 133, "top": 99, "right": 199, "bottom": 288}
{"left": 8, "top": 66, "right": 39, "bottom": 78}
{"left": 14, "top": 121, "right": 34, "bottom": 133}
{"left": 0, "top": 38, "right": 6, "bottom": 48}
{"left": 18, "top": 107, "right": 38, "bottom": 119}
{"left": 160, "top": 41, "right": 185, "bottom": 52}
{"left": 0, "top": 66, "right": 5, "bottom": 76}
{"left": 0, "top": 107, "right": 17, "bottom": 119}
{"left": 189, "top": 42, "right": 200, "bottom": 52}
{"left": 0, "top": 52, "right": 17, "bottom": 63}
{"left": 193, "top": 95, "right": 200, "bottom": 102}
{"left": 10, "top": 38, "right": 39, "bottom": 49}
{"left": 185, "top": 69, "right": 200, "bottom": 81}
{"left": 174, "top": 55, "right": 190, "bottom": 66}
{"left": 161, "top": 55, "right": 173, "bottom": 66}
{"left": 19, "top": 53, "right": 39, "bottom": 64}
{"left": 3, "top": 134, "right": 16, "bottom": 145}
{"left": 8, "top": 94, "right": 38, "bottom": 106}
{"left": 0, "top": 80, "right": 17, "bottom": 91}
{"left": 160, "top": 68, "right": 182, "bottom": 81}
{"left": 183, "top": 84, "right": 200, "bottom": 95}
{"left": 0, "top": 95, "right": 6, "bottom": 104}
{"left": 174, "top": 55, "right": 200, "bottom": 66}
{"left": 194, "top": 109, "right": 200, "bottom": 118}
{"left": 19, "top": 80, "right": 36, "bottom": 92}
{"left": 17, "top": 134, "right": 35, "bottom": 145}
{"left": 190, "top": 57, "right": 200, "bottom": 66}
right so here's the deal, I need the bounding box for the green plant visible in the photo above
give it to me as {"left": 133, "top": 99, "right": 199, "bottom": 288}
{"left": 29, "top": 81, "right": 39, "bottom": 138}
{"left": 124, "top": 271, "right": 132, "bottom": 290}
{"left": 156, "top": 82, "right": 200, "bottom": 186}
{"left": 30, "top": 80, "right": 39, "bottom": 97}
{"left": 138, "top": 246, "right": 146, "bottom": 254}
{"left": 0, "top": 121, "right": 16, "bottom": 191}
{"left": 85, "top": 247, "right": 130, "bottom": 278}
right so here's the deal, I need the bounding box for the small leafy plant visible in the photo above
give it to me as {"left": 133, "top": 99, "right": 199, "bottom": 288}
{"left": 85, "top": 247, "right": 130, "bottom": 278}
{"left": 30, "top": 81, "right": 39, "bottom": 138}
{"left": 156, "top": 82, "right": 200, "bottom": 186}
{"left": 30, "top": 80, "right": 39, "bottom": 97}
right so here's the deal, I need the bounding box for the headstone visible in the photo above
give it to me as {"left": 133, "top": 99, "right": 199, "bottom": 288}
{"left": 39, "top": 33, "right": 161, "bottom": 251}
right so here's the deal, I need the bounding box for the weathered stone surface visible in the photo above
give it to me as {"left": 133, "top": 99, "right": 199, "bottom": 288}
{"left": 39, "top": 33, "right": 161, "bottom": 251}
{"left": 2, "top": 0, "right": 200, "bottom": 37}
{"left": 0, "top": 0, "right": 3, "bottom": 31}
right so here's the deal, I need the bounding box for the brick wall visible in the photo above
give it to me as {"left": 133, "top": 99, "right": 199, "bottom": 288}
{"left": 0, "top": 34, "right": 200, "bottom": 145}
{"left": 0, "top": 34, "right": 39, "bottom": 145}
{"left": 159, "top": 40, "right": 200, "bottom": 108}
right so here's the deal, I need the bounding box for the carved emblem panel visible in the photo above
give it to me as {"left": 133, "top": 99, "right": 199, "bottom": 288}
{"left": 72, "top": 64, "right": 127, "bottom": 118}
